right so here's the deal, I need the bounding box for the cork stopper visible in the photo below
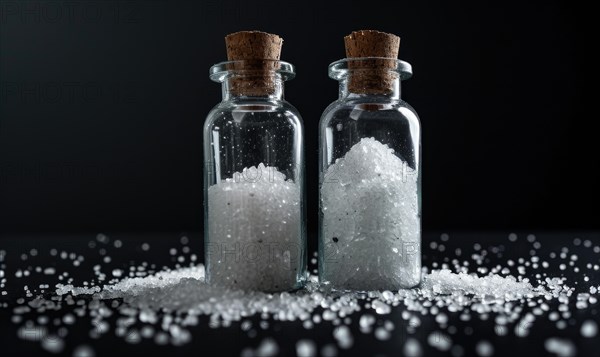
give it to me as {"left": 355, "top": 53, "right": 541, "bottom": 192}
{"left": 224, "top": 31, "right": 283, "bottom": 96}
{"left": 344, "top": 30, "right": 400, "bottom": 95}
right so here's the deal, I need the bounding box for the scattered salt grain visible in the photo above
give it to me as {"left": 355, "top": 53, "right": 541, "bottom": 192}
{"left": 544, "top": 337, "right": 576, "bottom": 357}
{"left": 372, "top": 300, "right": 391, "bottom": 315}
{"left": 403, "top": 338, "right": 423, "bottom": 357}
{"left": 374, "top": 327, "right": 391, "bottom": 340}
{"left": 4, "top": 232, "right": 599, "bottom": 356}
{"left": 296, "top": 339, "right": 317, "bottom": 357}
{"left": 580, "top": 320, "right": 598, "bottom": 338}
{"left": 359, "top": 314, "right": 375, "bottom": 333}
{"left": 428, "top": 331, "right": 452, "bottom": 351}
{"left": 41, "top": 335, "right": 65, "bottom": 354}
{"left": 255, "top": 337, "right": 279, "bottom": 357}
{"left": 333, "top": 325, "right": 353, "bottom": 349}
{"left": 475, "top": 340, "right": 494, "bottom": 356}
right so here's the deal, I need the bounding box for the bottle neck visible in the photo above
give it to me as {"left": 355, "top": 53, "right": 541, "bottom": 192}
{"left": 339, "top": 71, "right": 401, "bottom": 100}
{"left": 222, "top": 73, "right": 284, "bottom": 101}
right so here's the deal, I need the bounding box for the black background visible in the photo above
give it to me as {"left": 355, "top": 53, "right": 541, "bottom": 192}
{"left": 0, "top": 0, "right": 595, "bottom": 235}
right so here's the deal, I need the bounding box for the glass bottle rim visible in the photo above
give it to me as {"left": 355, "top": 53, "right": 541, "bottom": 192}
{"left": 328, "top": 57, "right": 413, "bottom": 81}
{"left": 209, "top": 60, "right": 295, "bottom": 83}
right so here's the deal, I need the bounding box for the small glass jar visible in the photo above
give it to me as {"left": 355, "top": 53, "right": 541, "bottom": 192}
{"left": 204, "top": 60, "right": 306, "bottom": 292}
{"left": 319, "top": 58, "right": 421, "bottom": 290}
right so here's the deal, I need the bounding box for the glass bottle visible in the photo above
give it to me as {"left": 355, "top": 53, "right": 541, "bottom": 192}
{"left": 204, "top": 59, "right": 306, "bottom": 292}
{"left": 319, "top": 56, "right": 421, "bottom": 291}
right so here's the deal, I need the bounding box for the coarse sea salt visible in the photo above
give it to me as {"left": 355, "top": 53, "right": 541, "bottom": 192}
{"left": 50, "top": 264, "right": 555, "bottom": 325}
{"left": 206, "top": 163, "right": 303, "bottom": 292}
{"left": 5, "top": 232, "right": 600, "bottom": 355}
{"left": 321, "top": 138, "right": 420, "bottom": 290}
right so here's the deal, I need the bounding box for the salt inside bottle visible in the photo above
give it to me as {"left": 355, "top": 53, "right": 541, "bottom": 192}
{"left": 319, "top": 30, "right": 421, "bottom": 290}
{"left": 204, "top": 31, "right": 306, "bottom": 292}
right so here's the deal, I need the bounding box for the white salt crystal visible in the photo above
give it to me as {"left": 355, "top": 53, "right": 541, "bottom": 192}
{"left": 321, "top": 138, "right": 420, "bottom": 290}
{"left": 475, "top": 340, "right": 494, "bottom": 356}
{"left": 154, "top": 332, "right": 169, "bottom": 345}
{"left": 296, "top": 339, "right": 317, "bottom": 357}
{"left": 428, "top": 331, "right": 452, "bottom": 351}
{"left": 435, "top": 313, "right": 448, "bottom": 325}
{"left": 169, "top": 325, "right": 191, "bottom": 345}
{"left": 333, "top": 325, "right": 353, "bottom": 349}
{"left": 124, "top": 330, "right": 141, "bottom": 344}
{"left": 384, "top": 320, "right": 394, "bottom": 331}
{"left": 494, "top": 325, "right": 508, "bottom": 336}
{"left": 141, "top": 326, "right": 154, "bottom": 338}
{"left": 581, "top": 320, "right": 598, "bottom": 338}
{"left": 403, "top": 338, "right": 423, "bottom": 357}
{"left": 372, "top": 300, "right": 391, "bottom": 314}
{"left": 422, "top": 269, "right": 536, "bottom": 300}
{"left": 544, "top": 337, "right": 576, "bottom": 357}
{"left": 409, "top": 315, "right": 421, "bottom": 328}
{"left": 18, "top": 326, "right": 46, "bottom": 341}
{"left": 323, "top": 310, "right": 336, "bottom": 321}
{"left": 374, "top": 327, "right": 391, "bottom": 340}
{"left": 255, "top": 338, "right": 279, "bottom": 357}
{"left": 359, "top": 314, "right": 375, "bottom": 333}
{"left": 382, "top": 290, "right": 395, "bottom": 301}
{"left": 40, "top": 336, "right": 64, "bottom": 354}
{"left": 140, "top": 309, "right": 157, "bottom": 324}
{"left": 207, "top": 163, "right": 303, "bottom": 292}
{"left": 55, "top": 284, "right": 100, "bottom": 296}
{"left": 62, "top": 314, "right": 75, "bottom": 325}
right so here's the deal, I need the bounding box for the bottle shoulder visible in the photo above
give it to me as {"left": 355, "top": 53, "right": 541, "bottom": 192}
{"left": 320, "top": 97, "right": 420, "bottom": 127}
{"left": 205, "top": 99, "right": 303, "bottom": 130}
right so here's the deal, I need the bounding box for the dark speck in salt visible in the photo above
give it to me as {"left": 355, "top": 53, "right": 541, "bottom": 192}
{"left": 333, "top": 237, "right": 339, "bottom": 243}
{"left": 249, "top": 193, "right": 255, "bottom": 197}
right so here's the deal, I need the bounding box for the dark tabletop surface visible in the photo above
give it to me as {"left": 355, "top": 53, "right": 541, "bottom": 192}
{"left": 0, "top": 231, "right": 599, "bottom": 356}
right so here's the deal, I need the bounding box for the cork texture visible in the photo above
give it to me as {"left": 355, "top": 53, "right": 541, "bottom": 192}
{"left": 224, "top": 31, "right": 283, "bottom": 96}
{"left": 344, "top": 30, "right": 400, "bottom": 95}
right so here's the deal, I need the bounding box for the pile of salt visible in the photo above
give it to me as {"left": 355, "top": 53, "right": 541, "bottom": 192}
{"left": 321, "top": 138, "right": 420, "bottom": 289}
{"left": 207, "top": 163, "right": 303, "bottom": 291}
